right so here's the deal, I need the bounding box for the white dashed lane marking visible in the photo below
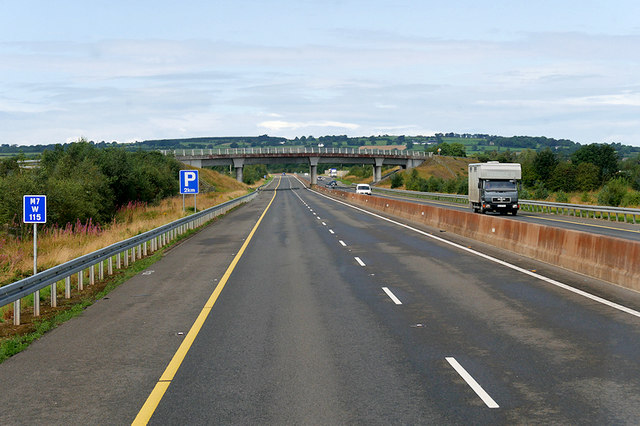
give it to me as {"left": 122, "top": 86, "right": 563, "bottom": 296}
{"left": 382, "top": 287, "right": 402, "bottom": 305}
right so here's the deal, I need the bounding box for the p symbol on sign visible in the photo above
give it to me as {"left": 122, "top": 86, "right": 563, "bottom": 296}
{"left": 185, "top": 171, "right": 197, "bottom": 185}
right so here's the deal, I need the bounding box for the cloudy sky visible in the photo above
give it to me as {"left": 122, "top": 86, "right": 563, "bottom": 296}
{"left": 1, "top": 0, "right": 640, "bottom": 146}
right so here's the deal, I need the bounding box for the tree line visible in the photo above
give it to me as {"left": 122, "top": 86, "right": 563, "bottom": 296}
{"left": 0, "top": 141, "right": 182, "bottom": 229}
{"left": 392, "top": 143, "right": 640, "bottom": 207}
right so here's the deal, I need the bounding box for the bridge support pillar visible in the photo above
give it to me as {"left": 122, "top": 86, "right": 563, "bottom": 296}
{"left": 233, "top": 158, "right": 245, "bottom": 182}
{"left": 405, "top": 158, "right": 425, "bottom": 170}
{"left": 373, "top": 157, "right": 384, "bottom": 183}
{"left": 309, "top": 157, "right": 319, "bottom": 186}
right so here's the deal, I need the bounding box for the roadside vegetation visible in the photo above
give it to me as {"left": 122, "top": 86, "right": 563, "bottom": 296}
{"left": 380, "top": 144, "right": 640, "bottom": 208}
{"left": 0, "top": 141, "right": 258, "bottom": 319}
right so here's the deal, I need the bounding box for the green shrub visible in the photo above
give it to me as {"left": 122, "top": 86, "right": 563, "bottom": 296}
{"left": 456, "top": 177, "right": 469, "bottom": 195}
{"left": 444, "top": 178, "right": 458, "bottom": 193}
{"left": 580, "top": 192, "right": 592, "bottom": 203}
{"left": 533, "top": 182, "right": 549, "bottom": 200}
{"left": 425, "top": 176, "right": 444, "bottom": 192}
{"left": 390, "top": 173, "right": 404, "bottom": 189}
{"left": 404, "top": 169, "right": 424, "bottom": 191}
{"left": 597, "top": 178, "right": 627, "bottom": 206}
{"left": 621, "top": 190, "right": 640, "bottom": 207}
{"left": 555, "top": 191, "right": 569, "bottom": 203}
{"left": 348, "top": 165, "right": 373, "bottom": 179}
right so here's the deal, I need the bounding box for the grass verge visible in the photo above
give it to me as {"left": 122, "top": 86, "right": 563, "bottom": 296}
{"left": 0, "top": 206, "right": 235, "bottom": 364}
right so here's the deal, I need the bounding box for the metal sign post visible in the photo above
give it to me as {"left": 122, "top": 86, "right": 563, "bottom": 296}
{"left": 22, "top": 195, "right": 46, "bottom": 325}
{"left": 179, "top": 170, "right": 199, "bottom": 213}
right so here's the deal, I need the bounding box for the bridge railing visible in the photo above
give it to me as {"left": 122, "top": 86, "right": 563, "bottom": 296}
{"left": 0, "top": 190, "right": 260, "bottom": 325}
{"left": 372, "top": 187, "right": 640, "bottom": 224}
{"left": 162, "top": 147, "right": 431, "bottom": 158}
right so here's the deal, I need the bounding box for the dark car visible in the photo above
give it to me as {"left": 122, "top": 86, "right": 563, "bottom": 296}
{"left": 326, "top": 180, "right": 338, "bottom": 187}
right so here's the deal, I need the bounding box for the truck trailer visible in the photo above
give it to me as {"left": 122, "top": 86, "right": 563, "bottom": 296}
{"left": 468, "top": 162, "right": 521, "bottom": 215}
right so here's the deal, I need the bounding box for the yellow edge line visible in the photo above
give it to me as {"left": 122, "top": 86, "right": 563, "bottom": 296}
{"left": 132, "top": 177, "right": 281, "bottom": 425}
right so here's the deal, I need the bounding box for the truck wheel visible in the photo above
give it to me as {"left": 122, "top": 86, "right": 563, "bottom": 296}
{"left": 512, "top": 210, "right": 518, "bottom": 216}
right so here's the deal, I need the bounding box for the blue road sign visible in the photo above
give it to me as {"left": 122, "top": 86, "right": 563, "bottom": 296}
{"left": 180, "top": 170, "right": 199, "bottom": 194}
{"left": 23, "top": 195, "right": 47, "bottom": 223}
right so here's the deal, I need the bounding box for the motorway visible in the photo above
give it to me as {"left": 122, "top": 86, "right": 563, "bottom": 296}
{"left": 2, "top": 175, "right": 640, "bottom": 424}
{"left": 357, "top": 185, "right": 640, "bottom": 242}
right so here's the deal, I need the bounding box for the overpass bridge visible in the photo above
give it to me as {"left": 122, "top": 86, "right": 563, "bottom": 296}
{"left": 164, "top": 147, "right": 430, "bottom": 184}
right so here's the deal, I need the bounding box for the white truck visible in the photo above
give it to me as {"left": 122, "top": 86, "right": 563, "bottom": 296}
{"left": 468, "top": 162, "right": 521, "bottom": 215}
{"left": 329, "top": 168, "right": 338, "bottom": 177}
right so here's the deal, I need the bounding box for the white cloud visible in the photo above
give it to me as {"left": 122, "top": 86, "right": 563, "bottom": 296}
{"left": 564, "top": 92, "right": 640, "bottom": 107}
{"left": 2, "top": 29, "right": 640, "bottom": 146}
{"left": 374, "top": 103, "right": 397, "bottom": 109}
{"left": 259, "top": 120, "right": 360, "bottom": 132}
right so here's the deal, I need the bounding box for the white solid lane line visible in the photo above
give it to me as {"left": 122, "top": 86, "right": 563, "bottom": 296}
{"left": 298, "top": 179, "right": 640, "bottom": 320}
{"left": 339, "top": 240, "right": 347, "bottom": 247}
{"left": 445, "top": 357, "right": 499, "bottom": 409}
{"left": 322, "top": 222, "right": 326, "bottom": 226}
{"left": 329, "top": 230, "right": 335, "bottom": 234}
{"left": 382, "top": 287, "right": 402, "bottom": 305}
{"left": 354, "top": 257, "right": 366, "bottom": 267}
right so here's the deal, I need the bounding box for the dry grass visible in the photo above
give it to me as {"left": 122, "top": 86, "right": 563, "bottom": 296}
{"left": 0, "top": 169, "right": 256, "bottom": 286}
{"left": 375, "top": 157, "right": 475, "bottom": 188}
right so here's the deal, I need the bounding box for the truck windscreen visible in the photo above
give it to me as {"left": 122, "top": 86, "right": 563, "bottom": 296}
{"left": 484, "top": 180, "right": 517, "bottom": 191}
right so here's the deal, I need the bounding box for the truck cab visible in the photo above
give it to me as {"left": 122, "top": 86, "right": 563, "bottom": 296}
{"left": 468, "top": 162, "right": 521, "bottom": 215}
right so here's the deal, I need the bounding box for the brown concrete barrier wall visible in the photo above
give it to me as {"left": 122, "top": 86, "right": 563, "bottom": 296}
{"left": 314, "top": 185, "right": 640, "bottom": 291}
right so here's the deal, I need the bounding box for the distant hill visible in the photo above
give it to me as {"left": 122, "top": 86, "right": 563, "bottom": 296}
{"left": 2, "top": 133, "right": 639, "bottom": 158}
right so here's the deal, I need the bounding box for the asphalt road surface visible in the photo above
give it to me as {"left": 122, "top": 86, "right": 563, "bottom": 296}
{"left": 2, "top": 175, "right": 640, "bottom": 424}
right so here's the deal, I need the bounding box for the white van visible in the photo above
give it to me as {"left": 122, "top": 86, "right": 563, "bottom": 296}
{"left": 356, "top": 184, "right": 372, "bottom": 195}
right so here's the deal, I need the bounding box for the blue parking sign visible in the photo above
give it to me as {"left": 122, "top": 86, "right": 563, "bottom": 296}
{"left": 180, "top": 170, "right": 199, "bottom": 194}
{"left": 24, "top": 195, "right": 47, "bottom": 223}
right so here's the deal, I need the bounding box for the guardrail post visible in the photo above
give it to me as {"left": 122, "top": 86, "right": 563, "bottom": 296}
{"left": 117, "top": 252, "right": 121, "bottom": 269}
{"left": 99, "top": 261, "right": 104, "bottom": 280}
{"left": 90, "top": 265, "right": 95, "bottom": 285}
{"left": 143, "top": 241, "right": 148, "bottom": 257}
{"left": 13, "top": 300, "right": 20, "bottom": 325}
{"left": 124, "top": 250, "right": 129, "bottom": 267}
{"left": 34, "top": 290, "right": 40, "bottom": 317}
{"left": 78, "top": 270, "right": 84, "bottom": 291}
{"left": 108, "top": 257, "right": 113, "bottom": 275}
{"left": 65, "top": 276, "right": 71, "bottom": 298}
{"left": 51, "top": 281, "right": 57, "bottom": 307}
